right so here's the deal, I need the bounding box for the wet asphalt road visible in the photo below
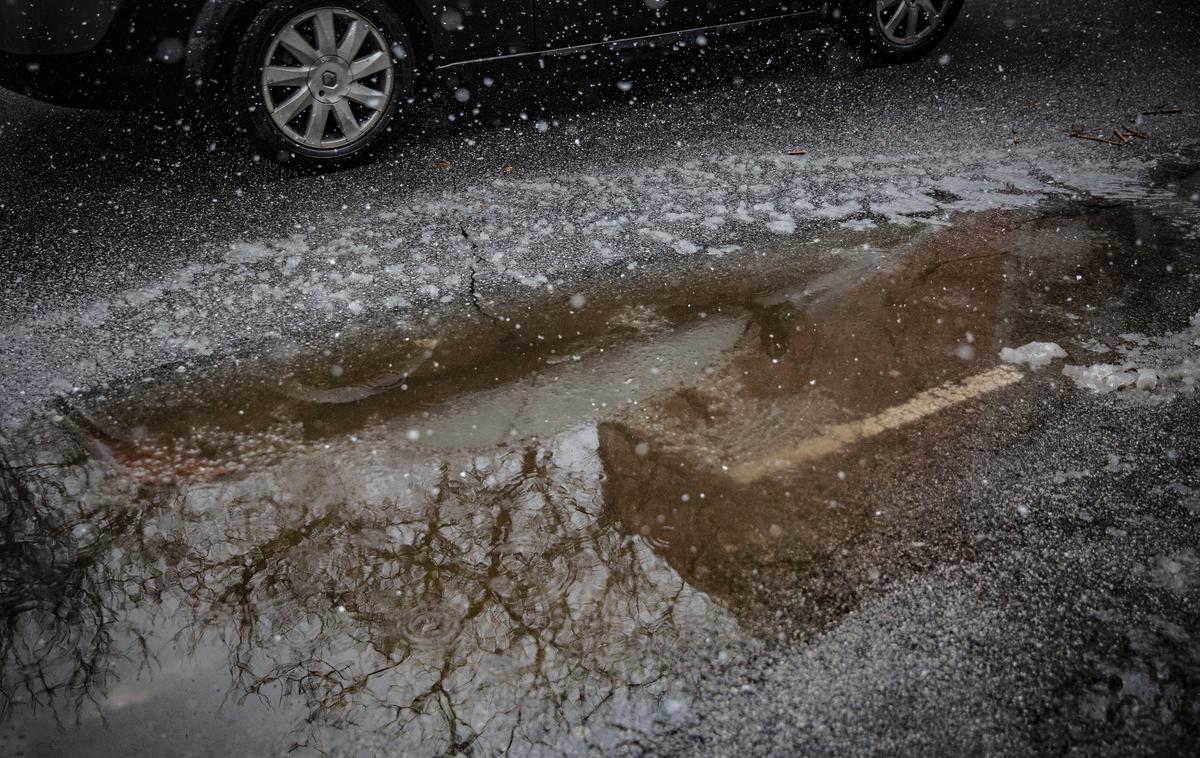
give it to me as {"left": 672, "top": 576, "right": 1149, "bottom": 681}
{"left": 1, "top": 0, "right": 1200, "bottom": 756}
{"left": 5, "top": 192, "right": 1200, "bottom": 757}
{"left": 0, "top": 0, "right": 1198, "bottom": 416}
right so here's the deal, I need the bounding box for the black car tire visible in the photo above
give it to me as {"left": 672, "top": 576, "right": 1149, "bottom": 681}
{"left": 831, "top": 0, "right": 963, "bottom": 63}
{"left": 231, "top": 0, "right": 416, "bottom": 169}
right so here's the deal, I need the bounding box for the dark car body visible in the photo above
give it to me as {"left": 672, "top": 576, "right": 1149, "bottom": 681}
{"left": 0, "top": 0, "right": 826, "bottom": 109}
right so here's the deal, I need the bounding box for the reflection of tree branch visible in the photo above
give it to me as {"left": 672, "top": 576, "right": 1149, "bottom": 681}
{"left": 1, "top": 433, "right": 704, "bottom": 754}
{"left": 0, "top": 440, "right": 168, "bottom": 727}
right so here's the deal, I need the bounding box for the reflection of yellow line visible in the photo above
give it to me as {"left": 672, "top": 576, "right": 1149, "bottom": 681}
{"left": 728, "top": 365, "right": 1025, "bottom": 483}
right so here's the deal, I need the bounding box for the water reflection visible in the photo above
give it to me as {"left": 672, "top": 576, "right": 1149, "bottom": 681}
{"left": 1, "top": 429, "right": 729, "bottom": 755}
{"left": 599, "top": 202, "right": 1197, "bottom": 632}
{"left": 596, "top": 215, "right": 1011, "bottom": 634}
{"left": 3, "top": 199, "right": 1197, "bottom": 754}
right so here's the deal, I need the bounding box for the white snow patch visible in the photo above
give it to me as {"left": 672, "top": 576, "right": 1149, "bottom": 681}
{"left": 2, "top": 147, "right": 1189, "bottom": 428}
{"left": 1062, "top": 363, "right": 1138, "bottom": 393}
{"left": 766, "top": 216, "right": 796, "bottom": 234}
{"left": 1062, "top": 308, "right": 1200, "bottom": 395}
{"left": 813, "top": 200, "right": 861, "bottom": 220}
{"left": 999, "top": 342, "right": 1067, "bottom": 369}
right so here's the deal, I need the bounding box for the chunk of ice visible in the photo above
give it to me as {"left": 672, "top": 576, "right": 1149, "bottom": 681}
{"left": 1062, "top": 363, "right": 1138, "bottom": 393}
{"left": 998, "top": 341, "right": 1067, "bottom": 369}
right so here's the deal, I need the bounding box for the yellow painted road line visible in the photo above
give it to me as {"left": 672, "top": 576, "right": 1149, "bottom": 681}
{"left": 728, "top": 365, "right": 1026, "bottom": 483}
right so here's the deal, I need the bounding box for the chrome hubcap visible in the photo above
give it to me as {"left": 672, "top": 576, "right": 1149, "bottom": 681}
{"left": 260, "top": 7, "right": 394, "bottom": 150}
{"left": 876, "top": 0, "right": 950, "bottom": 46}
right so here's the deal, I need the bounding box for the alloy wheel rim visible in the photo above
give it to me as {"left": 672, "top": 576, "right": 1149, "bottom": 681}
{"left": 260, "top": 7, "right": 394, "bottom": 150}
{"left": 875, "top": 0, "right": 950, "bottom": 46}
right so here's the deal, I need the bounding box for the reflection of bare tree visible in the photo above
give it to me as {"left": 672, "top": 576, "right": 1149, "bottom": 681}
{"left": 0, "top": 441, "right": 155, "bottom": 725}
{"left": 0, "top": 428, "right": 727, "bottom": 754}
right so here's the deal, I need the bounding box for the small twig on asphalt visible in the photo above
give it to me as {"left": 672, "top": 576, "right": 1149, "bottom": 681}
{"left": 1067, "top": 125, "right": 1122, "bottom": 145}
{"left": 1141, "top": 105, "right": 1183, "bottom": 115}
{"left": 1067, "top": 124, "right": 1150, "bottom": 146}
{"left": 786, "top": 148, "right": 807, "bottom": 156}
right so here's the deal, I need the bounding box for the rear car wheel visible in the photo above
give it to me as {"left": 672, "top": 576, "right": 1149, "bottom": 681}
{"left": 833, "top": 0, "right": 963, "bottom": 62}
{"left": 232, "top": 0, "right": 415, "bottom": 169}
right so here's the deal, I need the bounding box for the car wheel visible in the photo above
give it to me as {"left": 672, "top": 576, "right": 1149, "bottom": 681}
{"left": 832, "top": 0, "right": 963, "bottom": 63}
{"left": 232, "top": 0, "right": 415, "bottom": 169}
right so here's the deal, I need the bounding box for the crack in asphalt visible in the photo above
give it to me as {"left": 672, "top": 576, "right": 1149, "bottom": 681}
{"left": 444, "top": 161, "right": 521, "bottom": 336}
{"left": 457, "top": 217, "right": 519, "bottom": 336}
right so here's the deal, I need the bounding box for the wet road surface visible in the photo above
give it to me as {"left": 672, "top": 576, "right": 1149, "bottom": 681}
{"left": 3, "top": 183, "right": 1200, "bottom": 755}
{"left": 2, "top": 0, "right": 1200, "bottom": 426}
{"left": 3, "top": 0, "right": 1200, "bottom": 755}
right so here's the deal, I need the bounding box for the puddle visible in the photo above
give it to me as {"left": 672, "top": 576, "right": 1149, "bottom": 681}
{"left": 3, "top": 195, "right": 1200, "bottom": 755}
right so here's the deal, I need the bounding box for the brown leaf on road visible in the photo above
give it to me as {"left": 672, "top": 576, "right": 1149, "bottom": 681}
{"left": 433, "top": 159, "right": 452, "bottom": 169}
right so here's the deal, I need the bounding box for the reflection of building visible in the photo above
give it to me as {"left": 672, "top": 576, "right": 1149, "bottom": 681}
{"left": 596, "top": 213, "right": 1020, "bottom": 629}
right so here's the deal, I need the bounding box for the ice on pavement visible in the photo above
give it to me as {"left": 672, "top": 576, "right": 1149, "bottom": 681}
{"left": 999, "top": 341, "right": 1067, "bottom": 369}
{"left": 0, "top": 149, "right": 1185, "bottom": 428}
{"left": 1062, "top": 310, "right": 1200, "bottom": 395}
{"left": 1062, "top": 363, "right": 1141, "bottom": 394}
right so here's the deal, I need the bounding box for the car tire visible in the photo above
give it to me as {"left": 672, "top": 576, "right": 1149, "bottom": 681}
{"left": 231, "top": 0, "right": 415, "bottom": 169}
{"left": 831, "top": 0, "right": 963, "bottom": 63}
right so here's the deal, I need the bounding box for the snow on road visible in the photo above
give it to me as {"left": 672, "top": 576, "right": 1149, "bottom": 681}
{"left": 0, "top": 147, "right": 1177, "bottom": 430}
{"left": 1063, "top": 310, "right": 1200, "bottom": 395}
{"left": 2, "top": 0, "right": 1199, "bottom": 434}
